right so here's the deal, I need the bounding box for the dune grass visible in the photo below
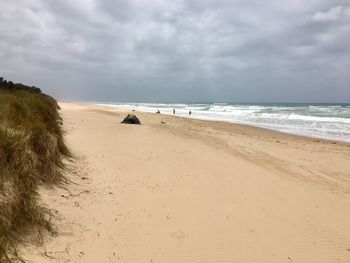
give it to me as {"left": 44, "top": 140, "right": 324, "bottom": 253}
{"left": 0, "top": 78, "right": 71, "bottom": 261}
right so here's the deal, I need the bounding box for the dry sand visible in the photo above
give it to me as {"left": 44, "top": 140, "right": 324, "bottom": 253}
{"left": 21, "top": 102, "right": 350, "bottom": 262}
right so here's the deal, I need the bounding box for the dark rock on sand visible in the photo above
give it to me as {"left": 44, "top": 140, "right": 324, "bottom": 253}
{"left": 121, "top": 114, "right": 141, "bottom": 125}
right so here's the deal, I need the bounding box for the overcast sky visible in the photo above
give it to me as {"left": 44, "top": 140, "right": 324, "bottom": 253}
{"left": 0, "top": 0, "right": 349, "bottom": 102}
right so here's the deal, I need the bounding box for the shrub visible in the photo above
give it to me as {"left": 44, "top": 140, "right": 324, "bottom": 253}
{"left": 0, "top": 78, "right": 71, "bottom": 261}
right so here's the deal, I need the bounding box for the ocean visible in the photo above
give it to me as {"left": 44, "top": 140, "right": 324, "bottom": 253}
{"left": 94, "top": 102, "right": 350, "bottom": 143}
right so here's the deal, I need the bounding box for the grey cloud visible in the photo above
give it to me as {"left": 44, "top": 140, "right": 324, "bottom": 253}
{"left": 0, "top": 0, "right": 349, "bottom": 102}
{"left": 312, "top": 5, "right": 350, "bottom": 22}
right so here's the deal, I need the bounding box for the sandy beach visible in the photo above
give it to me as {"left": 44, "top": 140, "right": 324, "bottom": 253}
{"left": 22, "top": 102, "right": 350, "bottom": 263}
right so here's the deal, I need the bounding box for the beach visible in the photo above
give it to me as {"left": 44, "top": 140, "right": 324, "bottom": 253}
{"left": 22, "top": 102, "right": 350, "bottom": 262}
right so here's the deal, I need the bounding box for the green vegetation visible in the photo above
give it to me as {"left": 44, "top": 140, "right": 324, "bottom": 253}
{"left": 121, "top": 114, "right": 141, "bottom": 125}
{"left": 0, "top": 77, "right": 71, "bottom": 261}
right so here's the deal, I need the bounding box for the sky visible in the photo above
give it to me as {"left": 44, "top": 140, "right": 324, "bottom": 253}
{"left": 0, "top": 0, "right": 349, "bottom": 103}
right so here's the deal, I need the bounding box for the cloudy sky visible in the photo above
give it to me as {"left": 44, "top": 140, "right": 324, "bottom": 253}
{"left": 0, "top": 0, "right": 349, "bottom": 102}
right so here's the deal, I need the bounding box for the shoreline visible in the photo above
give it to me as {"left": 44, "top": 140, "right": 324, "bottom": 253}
{"left": 72, "top": 100, "right": 350, "bottom": 146}
{"left": 22, "top": 102, "right": 350, "bottom": 262}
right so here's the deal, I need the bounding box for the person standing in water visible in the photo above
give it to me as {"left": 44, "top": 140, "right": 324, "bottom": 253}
{"left": 189, "top": 110, "right": 192, "bottom": 116}
{"left": 173, "top": 109, "right": 175, "bottom": 114}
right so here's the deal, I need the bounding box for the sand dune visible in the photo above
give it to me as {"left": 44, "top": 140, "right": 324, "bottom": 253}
{"left": 22, "top": 102, "right": 350, "bottom": 263}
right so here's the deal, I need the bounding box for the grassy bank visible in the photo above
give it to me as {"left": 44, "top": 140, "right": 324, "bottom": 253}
{"left": 0, "top": 78, "right": 71, "bottom": 261}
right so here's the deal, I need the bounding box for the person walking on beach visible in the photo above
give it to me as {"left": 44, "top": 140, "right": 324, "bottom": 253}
{"left": 189, "top": 110, "right": 192, "bottom": 116}
{"left": 173, "top": 109, "right": 175, "bottom": 114}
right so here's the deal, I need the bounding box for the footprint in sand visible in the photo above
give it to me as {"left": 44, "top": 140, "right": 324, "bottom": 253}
{"left": 170, "top": 231, "right": 185, "bottom": 239}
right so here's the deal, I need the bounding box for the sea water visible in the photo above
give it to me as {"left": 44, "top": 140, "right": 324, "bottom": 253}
{"left": 94, "top": 102, "right": 350, "bottom": 143}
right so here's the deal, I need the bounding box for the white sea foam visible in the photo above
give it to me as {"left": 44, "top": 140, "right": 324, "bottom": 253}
{"left": 94, "top": 102, "right": 350, "bottom": 142}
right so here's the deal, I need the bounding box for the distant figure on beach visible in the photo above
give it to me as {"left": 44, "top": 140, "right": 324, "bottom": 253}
{"left": 156, "top": 110, "right": 160, "bottom": 114}
{"left": 173, "top": 109, "right": 175, "bottom": 114}
{"left": 189, "top": 110, "right": 192, "bottom": 116}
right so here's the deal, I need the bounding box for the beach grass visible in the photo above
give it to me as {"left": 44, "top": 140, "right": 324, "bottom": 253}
{"left": 0, "top": 79, "right": 71, "bottom": 261}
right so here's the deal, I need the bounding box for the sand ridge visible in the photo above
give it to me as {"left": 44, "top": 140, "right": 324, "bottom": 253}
{"left": 21, "top": 102, "right": 350, "bottom": 262}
